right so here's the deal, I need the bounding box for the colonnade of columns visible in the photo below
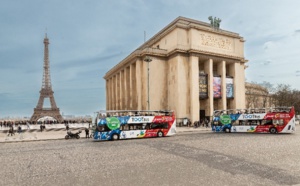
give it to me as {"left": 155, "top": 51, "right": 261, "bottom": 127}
{"left": 188, "top": 55, "right": 245, "bottom": 123}
{"left": 106, "top": 61, "right": 143, "bottom": 110}
{"left": 105, "top": 55, "right": 245, "bottom": 123}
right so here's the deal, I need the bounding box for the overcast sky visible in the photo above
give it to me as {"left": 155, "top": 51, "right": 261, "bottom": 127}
{"left": 1, "top": 0, "right": 300, "bottom": 117}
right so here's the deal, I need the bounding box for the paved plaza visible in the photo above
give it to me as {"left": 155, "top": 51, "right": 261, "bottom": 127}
{"left": 0, "top": 128, "right": 300, "bottom": 186}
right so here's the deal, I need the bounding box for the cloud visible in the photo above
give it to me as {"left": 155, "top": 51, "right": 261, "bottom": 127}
{"left": 57, "top": 52, "right": 124, "bottom": 69}
{"left": 262, "top": 60, "right": 271, "bottom": 65}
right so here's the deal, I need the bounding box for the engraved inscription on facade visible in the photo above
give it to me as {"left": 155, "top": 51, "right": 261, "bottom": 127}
{"left": 200, "top": 33, "right": 233, "bottom": 51}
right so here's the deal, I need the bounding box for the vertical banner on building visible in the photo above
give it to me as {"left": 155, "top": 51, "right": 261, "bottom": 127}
{"left": 226, "top": 77, "right": 234, "bottom": 98}
{"left": 213, "top": 76, "right": 221, "bottom": 98}
{"left": 199, "top": 73, "right": 208, "bottom": 99}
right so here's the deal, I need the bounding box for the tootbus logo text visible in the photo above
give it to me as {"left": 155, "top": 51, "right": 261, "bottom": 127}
{"left": 131, "top": 117, "right": 150, "bottom": 122}
{"left": 242, "top": 114, "right": 263, "bottom": 119}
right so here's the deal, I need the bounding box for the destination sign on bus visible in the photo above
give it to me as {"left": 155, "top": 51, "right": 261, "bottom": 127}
{"left": 237, "top": 114, "right": 266, "bottom": 120}
{"left": 128, "top": 116, "right": 154, "bottom": 123}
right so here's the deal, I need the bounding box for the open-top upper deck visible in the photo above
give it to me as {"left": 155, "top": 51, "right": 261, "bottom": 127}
{"left": 96, "top": 110, "right": 174, "bottom": 117}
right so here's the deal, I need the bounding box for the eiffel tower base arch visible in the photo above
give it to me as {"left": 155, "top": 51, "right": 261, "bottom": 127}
{"left": 30, "top": 108, "right": 64, "bottom": 123}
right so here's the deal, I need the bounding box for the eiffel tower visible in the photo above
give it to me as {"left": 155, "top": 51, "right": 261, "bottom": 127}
{"left": 30, "top": 34, "right": 63, "bottom": 123}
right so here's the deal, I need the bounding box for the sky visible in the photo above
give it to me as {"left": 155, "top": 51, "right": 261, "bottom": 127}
{"left": 1, "top": 0, "right": 300, "bottom": 118}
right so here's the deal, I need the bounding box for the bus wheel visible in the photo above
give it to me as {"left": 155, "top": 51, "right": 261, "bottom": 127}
{"left": 269, "top": 128, "right": 277, "bottom": 134}
{"left": 157, "top": 131, "right": 164, "bottom": 137}
{"left": 112, "top": 134, "right": 119, "bottom": 140}
{"left": 225, "top": 128, "right": 231, "bottom": 133}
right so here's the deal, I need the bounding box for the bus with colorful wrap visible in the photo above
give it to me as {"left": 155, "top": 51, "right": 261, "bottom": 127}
{"left": 212, "top": 106, "right": 296, "bottom": 134}
{"left": 92, "top": 110, "right": 176, "bottom": 141}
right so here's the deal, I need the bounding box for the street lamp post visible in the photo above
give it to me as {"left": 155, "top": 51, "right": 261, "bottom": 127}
{"left": 143, "top": 56, "right": 152, "bottom": 110}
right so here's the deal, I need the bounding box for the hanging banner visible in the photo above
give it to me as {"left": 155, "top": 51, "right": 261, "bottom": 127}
{"left": 199, "top": 74, "right": 208, "bottom": 99}
{"left": 226, "top": 77, "right": 234, "bottom": 98}
{"left": 213, "top": 76, "right": 221, "bottom": 98}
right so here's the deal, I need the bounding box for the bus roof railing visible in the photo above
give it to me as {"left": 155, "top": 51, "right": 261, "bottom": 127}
{"left": 213, "top": 107, "right": 293, "bottom": 115}
{"left": 96, "top": 110, "right": 173, "bottom": 113}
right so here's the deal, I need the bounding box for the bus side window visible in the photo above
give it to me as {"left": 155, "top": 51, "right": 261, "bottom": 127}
{"left": 150, "top": 124, "right": 157, "bottom": 129}
{"left": 121, "top": 125, "right": 126, "bottom": 131}
{"left": 150, "top": 123, "right": 168, "bottom": 129}
{"left": 163, "top": 123, "right": 168, "bottom": 129}
{"left": 251, "top": 120, "right": 257, "bottom": 125}
{"left": 128, "top": 125, "right": 133, "bottom": 130}
{"left": 239, "top": 120, "right": 247, "bottom": 125}
{"left": 262, "top": 120, "right": 272, "bottom": 125}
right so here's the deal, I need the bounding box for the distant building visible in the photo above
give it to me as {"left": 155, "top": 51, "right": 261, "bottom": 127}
{"left": 104, "top": 17, "right": 248, "bottom": 123}
{"left": 245, "top": 82, "right": 270, "bottom": 108}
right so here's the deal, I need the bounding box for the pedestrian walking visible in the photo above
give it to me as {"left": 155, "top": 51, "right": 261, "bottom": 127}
{"left": 40, "top": 124, "right": 43, "bottom": 132}
{"left": 8, "top": 126, "right": 15, "bottom": 136}
{"left": 85, "top": 128, "right": 89, "bottom": 138}
{"left": 18, "top": 125, "right": 22, "bottom": 134}
{"left": 205, "top": 118, "right": 209, "bottom": 128}
{"left": 66, "top": 123, "right": 69, "bottom": 131}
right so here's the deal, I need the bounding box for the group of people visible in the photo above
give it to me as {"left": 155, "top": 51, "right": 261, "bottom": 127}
{"left": 5, "top": 122, "right": 93, "bottom": 139}
{"left": 194, "top": 119, "right": 210, "bottom": 128}
{"left": 7, "top": 125, "right": 24, "bottom": 136}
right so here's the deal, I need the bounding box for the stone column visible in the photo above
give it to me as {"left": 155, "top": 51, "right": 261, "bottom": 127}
{"left": 189, "top": 55, "right": 199, "bottom": 123}
{"left": 106, "top": 79, "right": 109, "bottom": 110}
{"left": 130, "top": 63, "right": 136, "bottom": 109}
{"left": 217, "top": 60, "right": 227, "bottom": 110}
{"left": 120, "top": 70, "right": 125, "bottom": 110}
{"left": 126, "top": 66, "right": 131, "bottom": 110}
{"left": 111, "top": 76, "right": 115, "bottom": 110}
{"left": 204, "top": 59, "right": 214, "bottom": 118}
{"left": 136, "top": 59, "right": 142, "bottom": 110}
{"left": 114, "top": 74, "right": 118, "bottom": 110}
{"left": 116, "top": 73, "right": 119, "bottom": 110}
{"left": 109, "top": 78, "right": 112, "bottom": 110}
{"left": 232, "top": 62, "right": 246, "bottom": 109}
{"left": 141, "top": 59, "right": 147, "bottom": 110}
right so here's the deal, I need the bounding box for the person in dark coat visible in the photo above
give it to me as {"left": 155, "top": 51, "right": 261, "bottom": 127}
{"left": 17, "top": 125, "right": 22, "bottom": 134}
{"left": 85, "top": 128, "right": 89, "bottom": 138}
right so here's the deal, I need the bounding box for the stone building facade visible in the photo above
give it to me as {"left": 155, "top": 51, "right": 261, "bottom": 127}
{"left": 245, "top": 82, "right": 270, "bottom": 109}
{"left": 104, "top": 17, "right": 247, "bottom": 123}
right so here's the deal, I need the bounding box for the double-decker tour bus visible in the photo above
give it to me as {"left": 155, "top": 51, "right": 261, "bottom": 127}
{"left": 212, "top": 106, "right": 296, "bottom": 134}
{"left": 92, "top": 110, "right": 176, "bottom": 141}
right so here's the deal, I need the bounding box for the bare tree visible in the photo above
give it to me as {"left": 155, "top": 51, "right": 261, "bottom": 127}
{"left": 272, "top": 84, "right": 292, "bottom": 107}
